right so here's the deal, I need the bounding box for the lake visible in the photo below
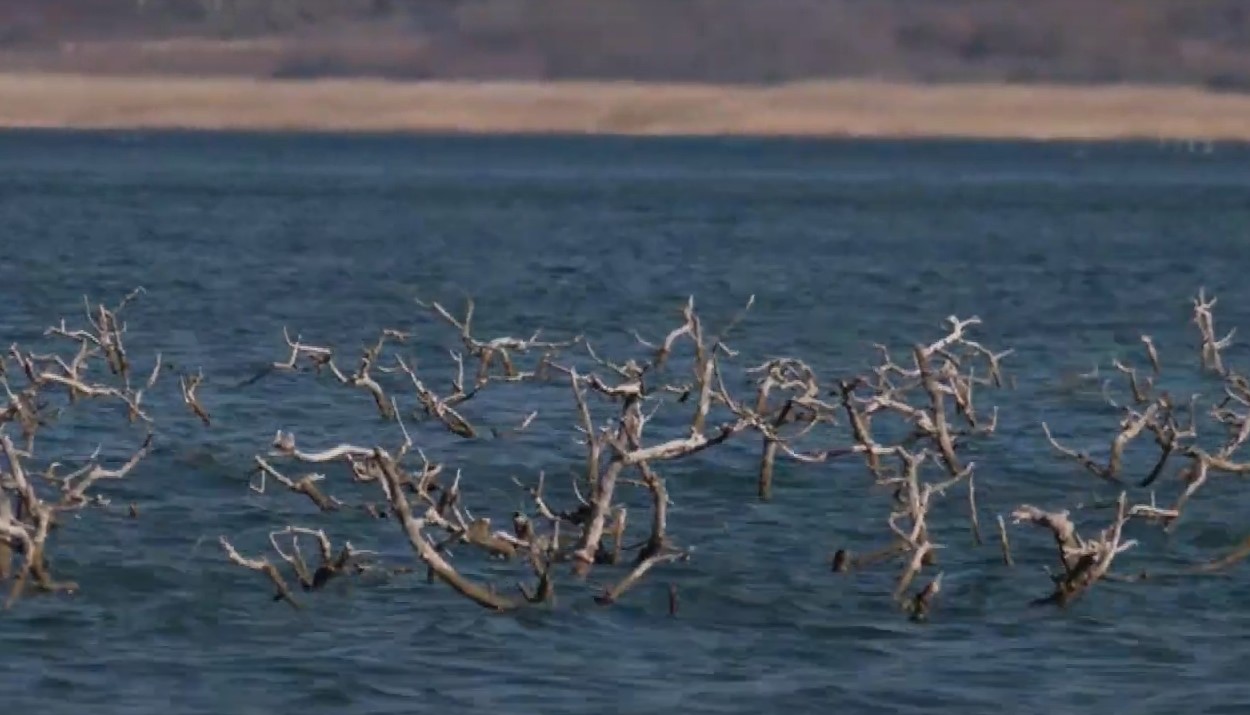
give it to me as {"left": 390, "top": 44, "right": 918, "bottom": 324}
{"left": 1, "top": 131, "right": 1249, "bottom": 714}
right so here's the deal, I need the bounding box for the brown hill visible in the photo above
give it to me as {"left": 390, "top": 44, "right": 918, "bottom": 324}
{"left": 1, "top": 0, "right": 1249, "bottom": 89}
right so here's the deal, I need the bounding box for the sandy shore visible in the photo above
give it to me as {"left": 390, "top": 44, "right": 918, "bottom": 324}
{"left": 0, "top": 73, "right": 1246, "bottom": 140}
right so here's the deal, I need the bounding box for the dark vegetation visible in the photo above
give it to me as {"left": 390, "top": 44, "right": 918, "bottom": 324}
{"left": 5, "top": 287, "right": 1250, "bottom": 620}
{"left": 2, "top": 1, "right": 1250, "bottom": 90}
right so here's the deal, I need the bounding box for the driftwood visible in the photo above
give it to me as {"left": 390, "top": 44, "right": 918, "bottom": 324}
{"left": 6, "top": 287, "right": 1250, "bottom": 622}
{"left": 228, "top": 296, "right": 1019, "bottom": 615}
{"left": 0, "top": 290, "right": 174, "bottom": 608}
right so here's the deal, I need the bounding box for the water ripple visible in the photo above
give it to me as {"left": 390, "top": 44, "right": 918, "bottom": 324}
{"left": 2, "top": 132, "right": 1250, "bottom": 715}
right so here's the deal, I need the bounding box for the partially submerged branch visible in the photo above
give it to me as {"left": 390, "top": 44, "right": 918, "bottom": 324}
{"left": 20, "top": 286, "right": 1250, "bottom": 622}
{"left": 1012, "top": 493, "right": 1137, "bottom": 607}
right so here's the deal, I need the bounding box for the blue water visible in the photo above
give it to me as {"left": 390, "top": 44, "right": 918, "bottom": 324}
{"left": 2, "top": 131, "right": 1250, "bottom": 714}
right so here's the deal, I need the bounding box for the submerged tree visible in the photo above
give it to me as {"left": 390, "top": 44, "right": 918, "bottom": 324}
{"left": 4, "top": 286, "right": 1250, "bottom": 620}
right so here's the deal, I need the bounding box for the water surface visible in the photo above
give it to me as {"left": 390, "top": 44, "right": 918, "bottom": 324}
{"left": 2, "top": 131, "right": 1249, "bottom": 714}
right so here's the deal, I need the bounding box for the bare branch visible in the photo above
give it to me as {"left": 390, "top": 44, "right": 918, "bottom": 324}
{"left": 180, "top": 369, "right": 211, "bottom": 427}
{"left": 219, "top": 536, "right": 301, "bottom": 609}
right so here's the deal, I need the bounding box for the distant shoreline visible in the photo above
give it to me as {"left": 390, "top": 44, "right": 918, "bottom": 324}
{"left": 0, "top": 73, "right": 1248, "bottom": 141}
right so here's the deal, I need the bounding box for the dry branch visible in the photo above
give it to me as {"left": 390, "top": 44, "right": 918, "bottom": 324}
{"left": 1012, "top": 493, "right": 1137, "bottom": 607}
{"left": 250, "top": 457, "right": 339, "bottom": 512}
{"left": 219, "top": 536, "right": 303, "bottom": 609}
{"left": 58, "top": 431, "right": 154, "bottom": 509}
{"left": 594, "top": 550, "right": 688, "bottom": 605}
{"left": 1193, "top": 288, "right": 1234, "bottom": 375}
{"left": 271, "top": 328, "right": 401, "bottom": 419}
{"left": 374, "top": 446, "right": 520, "bottom": 611}
{"left": 416, "top": 296, "right": 576, "bottom": 387}
{"left": 180, "top": 369, "right": 211, "bottom": 426}
{"left": 997, "top": 515, "right": 1014, "bottom": 567}
{"left": 28, "top": 285, "right": 1244, "bottom": 621}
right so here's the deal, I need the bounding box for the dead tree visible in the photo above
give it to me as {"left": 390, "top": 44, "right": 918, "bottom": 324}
{"left": 0, "top": 290, "right": 161, "bottom": 607}
{"left": 194, "top": 287, "right": 1250, "bottom": 620}
{"left": 1011, "top": 493, "right": 1138, "bottom": 607}
{"left": 219, "top": 527, "right": 378, "bottom": 608}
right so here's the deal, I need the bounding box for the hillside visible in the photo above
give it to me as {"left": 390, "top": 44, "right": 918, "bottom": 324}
{"left": 1, "top": 0, "right": 1250, "bottom": 89}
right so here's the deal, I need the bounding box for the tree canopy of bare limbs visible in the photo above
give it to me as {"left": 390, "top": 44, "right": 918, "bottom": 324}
{"left": 6, "top": 286, "right": 1250, "bottom": 621}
